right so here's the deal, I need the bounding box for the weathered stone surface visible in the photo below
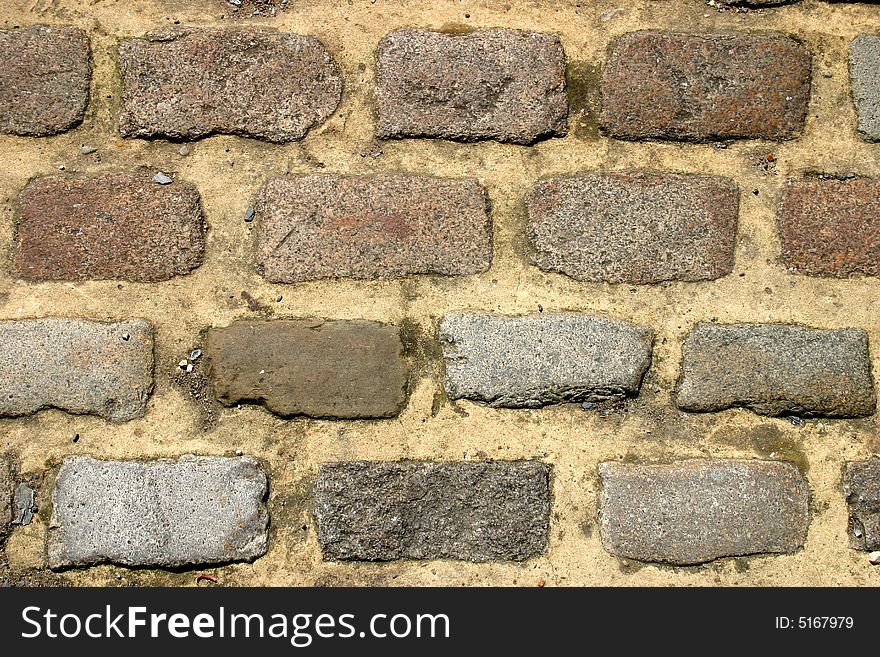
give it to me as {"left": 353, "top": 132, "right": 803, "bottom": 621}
{"left": 441, "top": 312, "right": 653, "bottom": 407}
{"left": 256, "top": 175, "right": 491, "bottom": 282}
{"left": 778, "top": 178, "right": 880, "bottom": 278}
{"left": 48, "top": 456, "right": 268, "bottom": 569}
{"left": 315, "top": 461, "right": 550, "bottom": 561}
{"left": 0, "top": 26, "right": 90, "bottom": 136}
{"left": 14, "top": 173, "right": 206, "bottom": 282}
{"left": 0, "top": 456, "right": 13, "bottom": 542}
{"left": 844, "top": 459, "right": 880, "bottom": 551}
{"left": 0, "top": 318, "right": 154, "bottom": 423}
{"left": 376, "top": 28, "right": 567, "bottom": 144}
{"left": 850, "top": 35, "right": 880, "bottom": 141}
{"left": 119, "top": 29, "right": 341, "bottom": 142}
{"left": 599, "top": 459, "right": 810, "bottom": 565}
{"left": 206, "top": 319, "right": 408, "bottom": 419}
{"left": 676, "top": 323, "right": 876, "bottom": 417}
{"left": 600, "top": 32, "right": 811, "bottom": 141}
{"left": 527, "top": 171, "right": 738, "bottom": 284}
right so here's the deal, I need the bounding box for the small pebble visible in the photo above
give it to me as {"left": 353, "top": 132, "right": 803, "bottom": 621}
{"left": 276, "top": 295, "right": 283, "bottom": 302}
{"left": 786, "top": 416, "right": 804, "bottom": 427}
{"left": 72, "top": 433, "right": 79, "bottom": 443}
{"left": 80, "top": 145, "right": 97, "bottom": 155}
{"left": 121, "top": 332, "right": 130, "bottom": 341}
{"left": 190, "top": 349, "right": 202, "bottom": 361}
{"left": 855, "top": 527, "right": 864, "bottom": 538}
{"left": 244, "top": 207, "right": 256, "bottom": 222}
{"left": 179, "top": 145, "right": 191, "bottom": 156}
{"left": 822, "top": 70, "right": 833, "bottom": 78}
{"left": 178, "top": 359, "right": 188, "bottom": 370}
{"left": 185, "top": 363, "right": 194, "bottom": 374}
{"left": 153, "top": 172, "right": 173, "bottom": 185}
{"left": 870, "top": 551, "right": 880, "bottom": 565}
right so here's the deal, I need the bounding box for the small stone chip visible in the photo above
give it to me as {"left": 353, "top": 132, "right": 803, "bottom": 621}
{"left": 14, "top": 172, "right": 206, "bottom": 282}
{"left": 527, "top": 171, "right": 739, "bottom": 284}
{"left": 11, "top": 483, "right": 36, "bottom": 526}
{"left": 844, "top": 459, "right": 880, "bottom": 551}
{"left": 0, "top": 26, "right": 91, "bottom": 136}
{"left": 778, "top": 178, "right": 880, "bottom": 278}
{"left": 48, "top": 455, "right": 269, "bottom": 569}
{"left": 598, "top": 459, "right": 810, "bottom": 565}
{"left": 315, "top": 461, "right": 551, "bottom": 562}
{"left": 0, "top": 318, "right": 154, "bottom": 423}
{"left": 375, "top": 28, "right": 567, "bottom": 144}
{"left": 676, "top": 323, "right": 876, "bottom": 417}
{"left": 256, "top": 175, "right": 491, "bottom": 282}
{"left": 119, "top": 29, "right": 341, "bottom": 142}
{"left": 600, "top": 32, "right": 811, "bottom": 141}
{"left": 441, "top": 312, "right": 653, "bottom": 407}
{"left": 850, "top": 35, "right": 880, "bottom": 141}
{"left": 206, "top": 319, "right": 408, "bottom": 419}
{"left": 152, "top": 172, "right": 173, "bottom": 185}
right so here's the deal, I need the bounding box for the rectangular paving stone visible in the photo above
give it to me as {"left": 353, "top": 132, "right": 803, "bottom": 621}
{"left": 376, "top": 28, "right": 567, "bottom": 144}
{"left": 676, "top": 323, "right": 876, "bottom": 417}
{"left": 14, "top": 173, "right": 206, "bottom": 282}
{"left": 315, "top": 461, "right": 550, "bottom": 562}
{"left": 844, "top": 459, "right": 880, "bottom": 551}
{"left": 778, "top": 178, "right": 880, "bottom": 278}
{"left": 0, "top": 318, "right": 154, "bottom": 423}
{"left": 441, "top": 312, "right": 653, "bottom": 408}
{"left": 599, "top": 459, "right": 810, "bottom": 565}
{"left": 48, "top": 456, "right": 268, "bottom": 569}
{"left": 119, "top": 29, "right": 341, "bottom": 142}
{"left": 256, "top": 175, "right": 491, "bottom": 282}
{"left": 0, "top": 26, "right": 91, "bottom": 136}
{"left": 600, "top": 31, "right": 811, "bottom": 141}
{"left": 206, "top": 319, "right": 408, "bottom": 419}
{"left": 527, "top": 171, "right": 738, "bottom": 284}
{"left": 850, "top": 35, "right": 880, "bottom": 141}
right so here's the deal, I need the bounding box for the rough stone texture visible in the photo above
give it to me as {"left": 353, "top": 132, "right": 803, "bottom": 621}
{"left": 844, "top": 459, "right": 880, "bottom": 551}
{"left": 14, "top": 173, "right": 206, "bottom": 282}
{"left": 600, "top": 32, "right": 811, "bottom": 142}
{"left": 527, "top": 171, "right": 739, "bottom": 284}
{"left": 778, "top": 178, "right": 880, "bottom": 278}
{"left": 315, "top": 461, "right": 550, "bottom": 561}
{"left": 12, "top": 482, "right": 36, "bottom": 526}
{"left": 256, "top": 175, "right": 491, "bottom": 282}
{"left": 850, "top": 35, "right": 880, "bottom": 141}
{"left": 206, "top": 319, "right": 408, "bottom": 419}
{"left": 0, "top": 456, "right": 13, "bottom": 542}
{"left": 0, "top": 26, "right": 91, "bottom": 136}
{"left": 441, "top": 312, "right": 653, "bottom": 407}
{"left": 0, "top": 318, "right": 154, "bottom": 423}
{"left": 599, "top": 460, "right": 810, "bottom": 565}
{"left": 376, "top": 28, "right": 567, "bottom": 144}
{"left": 118, "top": 29, "right": 341, "bottom": 142}
{"left": 676, "top": 323, "right": 876, "bottom": 417}
{"left": 48, "top": 456, "right": 268, "bottom": 569}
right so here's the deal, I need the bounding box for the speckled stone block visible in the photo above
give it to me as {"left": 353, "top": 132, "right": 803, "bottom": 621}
{"left": 206, "top": 319, "right": 408, "bottom": 419}
{"left": 844, "top": 459, "right": 880, "bottom": 551}
{"left": 850, "top": 34, "right": 880, "bottom": 141}
{"left": 48, "top": 455, "right": 269, "bottom": 569}
{"left": 599, "top": 460, "right": 810, "bottom": 565}
{"left": 676, "top": 323, "right": 876, "bottom": 417}
{"left": 376, "top": 28, "right": 567, "bottom": 144}
{"left": 0, "top": 318, "right": 154, "bottom": 422}
{"left": 527, "top": 171, "right": 739, "bottom": 284}
{"left": 441, "top": 312, "right": 653, "bottom": 407}
{"left": 0, "top": 26, "right": 91, "bottom": 136}
{"left": 600, "top": 31, "right": 811, "bottom": 141}
{"left": 256, "top": 175, "right": 491, "bottom": 281}
{"left": 315, "top": 461, "right": 550, "bottom": 561}
{"left": 778, "top": 178, "right": 880, "bottom": 278}
{"left": 14, "top": 173, "right": 206, "bottom": 282}
{"left": 119, "top": 29, "right": 341, "bottom": 142}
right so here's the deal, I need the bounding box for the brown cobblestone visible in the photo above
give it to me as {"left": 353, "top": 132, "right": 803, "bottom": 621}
{"left": 14, "top": 173, "right": 206, "bottom": 283}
